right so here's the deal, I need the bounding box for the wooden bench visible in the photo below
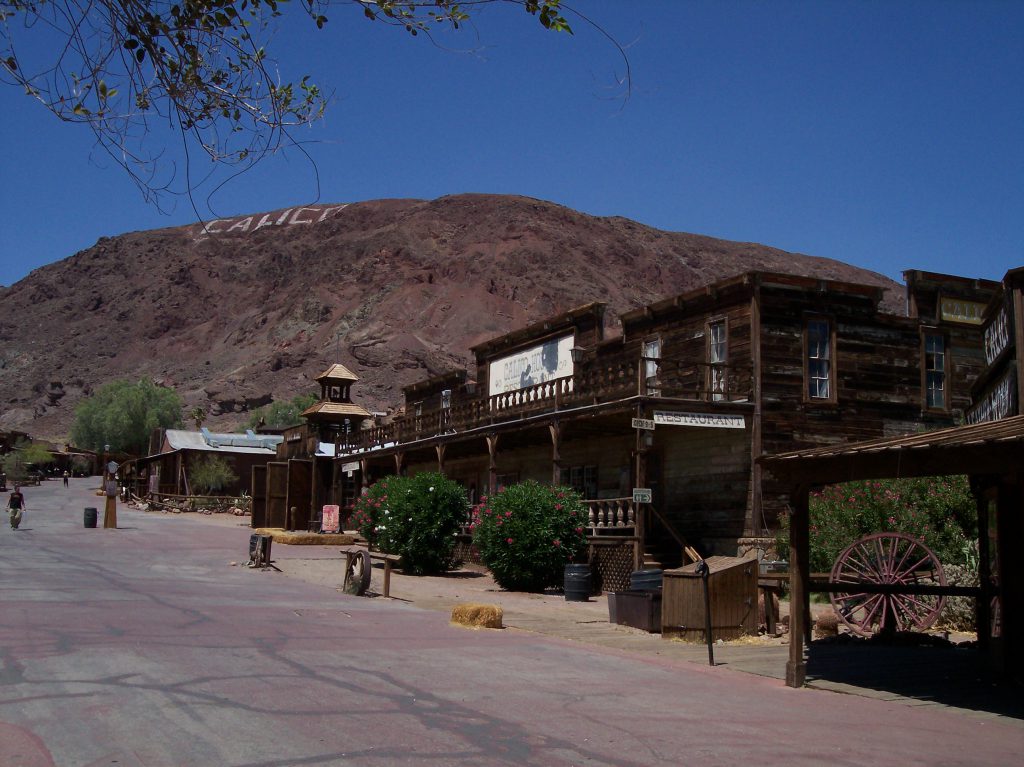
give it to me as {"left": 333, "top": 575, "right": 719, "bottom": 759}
{"left": 341, "top": 546, "right": 401, "bottom": 597}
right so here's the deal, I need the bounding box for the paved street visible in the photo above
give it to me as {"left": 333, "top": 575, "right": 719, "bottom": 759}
{"left": 2, "top": 479, "right": 1022, "bottom": 766}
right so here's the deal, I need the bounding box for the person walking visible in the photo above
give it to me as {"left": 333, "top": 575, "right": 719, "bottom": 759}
{"left": 63, "top": 470, "right": 70, "bottom": 488}
{"left": 8, "top": 485, "right": 25, "bottom": 529}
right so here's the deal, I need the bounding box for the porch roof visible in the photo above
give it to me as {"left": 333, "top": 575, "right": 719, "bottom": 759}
{"left": 759, "top": 414, "right": 1024, "bottom": 485}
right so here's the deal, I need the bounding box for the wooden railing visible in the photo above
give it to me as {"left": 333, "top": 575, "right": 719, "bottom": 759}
{"left": 586, "top": 497, "right": 637, "bottom": 533}
{"left": 354, "top": 360, "right": 752, "bottom": 451}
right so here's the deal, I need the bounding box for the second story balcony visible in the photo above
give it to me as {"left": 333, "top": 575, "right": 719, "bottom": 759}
{"left": 356, "top": 359, "right": 752, "bottom": 452}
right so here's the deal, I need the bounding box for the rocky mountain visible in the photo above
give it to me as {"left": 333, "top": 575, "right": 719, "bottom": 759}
{"left": 0, "top": 193, "right": 900, "bottom": 441}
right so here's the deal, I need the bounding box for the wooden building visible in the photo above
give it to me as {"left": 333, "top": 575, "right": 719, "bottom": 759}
{"left": 341, "top": 269, "right": 997, "bottom": 570}
{"left": 253, "top": 364, "right": 372, "bottom": 531}
{"left": 762, "top": 266, "right": 1024, "bottom": 687}
{"left": 138, "top": 428, "right": 283, "bottom": 497}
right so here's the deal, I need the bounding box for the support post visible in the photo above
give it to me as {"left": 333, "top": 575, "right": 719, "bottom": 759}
{"left": 486, "top": 433, "right": 499, "bottom": 495}
{"left": 359, "top": 458, "right": 370, "bottom": 492}
{"left": 634, "top": 405, "right": 649, "bottom": 572}
{"left": 786, "top": 483, "right": 810, "bottom": 687}
{"left": 436, "top": 444, "right": 447, "bottom": 475}
{"left": 393, "top": 451, "right": 405, "bottom": 477}
{"left": 549, "top": 421, "right": 562, "bottom": 486}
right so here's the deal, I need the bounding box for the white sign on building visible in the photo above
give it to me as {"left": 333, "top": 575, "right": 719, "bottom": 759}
{"left": 653, "top": 411, "right": 746, "bottom": 429}
{"left": 488, "top": 334, "right": 575, "bottom": 396}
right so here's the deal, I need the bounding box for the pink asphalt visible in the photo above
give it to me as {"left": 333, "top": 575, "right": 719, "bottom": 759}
{"left": 1, "top": 479, "right": 1021, "bottom": 766}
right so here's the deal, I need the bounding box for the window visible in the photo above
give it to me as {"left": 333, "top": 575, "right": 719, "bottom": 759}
{"left": 440, "top": 389, "right": 452, "bottom": 432}
{"left": 924, "top": 333, "right": 947, "bottom": 410}
{"left": 560, "top": 465, "right": 598, "bottom": 499}
{"left": 707, "top": 319, "right": 727, "bottom": 401}
{"left": 495, "top": 473, "right": 519, "bottom": 492}
{"left": 805, "top": 318, "right": 834, "bottom": 401}
{"left": 643, "top": 338, "right": 661, "bottom": 396}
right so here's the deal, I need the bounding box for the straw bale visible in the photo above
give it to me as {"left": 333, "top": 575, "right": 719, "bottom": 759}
{"left": 814, "top": 608, "right": 839, "bottom": 637}
{"left": 254, "top": 528, "right": 356, "bottom": 546}
{"left": 451, "top": 603, "right": 504, "bottom": 629}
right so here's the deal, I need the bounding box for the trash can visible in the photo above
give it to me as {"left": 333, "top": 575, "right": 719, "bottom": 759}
{"left": 564, "top": 563, "right": 592, "bottom": 602}
{"left": 84, "top": 507, "right": 98, "bottom": 528}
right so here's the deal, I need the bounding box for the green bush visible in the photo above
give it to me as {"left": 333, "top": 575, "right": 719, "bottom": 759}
{"left": 350, "top": 473, "right": 468, "bottom": 575}
{"left": 470, "top": 481, "right": 588, "bottom": 592}
{"left": 188, "top": 455, "right": 238, "bottom": 494}
{"left": 777, "top": 476, "right": 977, "bottom": 574}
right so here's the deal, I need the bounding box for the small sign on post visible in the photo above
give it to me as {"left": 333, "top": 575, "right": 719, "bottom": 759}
{"left": 632, "top": 418, "right": 656, "bottom": 431}
{"left": 321, "top": 505, "right": 340, "bottom": 534}
{"left": 632, "top": 488, "right": 652, "bottom": 504}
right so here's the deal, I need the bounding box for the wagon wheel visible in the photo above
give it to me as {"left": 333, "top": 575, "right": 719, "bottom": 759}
{"left": 343, "top": 550, "right": 372, "bottom": 596}
{"left": 829, "top": 532, "right": 946, "bottom": 637}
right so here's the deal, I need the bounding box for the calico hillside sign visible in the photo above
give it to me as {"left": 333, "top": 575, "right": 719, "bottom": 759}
{"left": 193, "top": 204, "right": 350, "bottom": 238}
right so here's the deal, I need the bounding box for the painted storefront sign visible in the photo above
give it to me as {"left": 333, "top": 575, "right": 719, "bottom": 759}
{"left": 488, "top": 334, "right": 575, "bottom": 396}
{"left": 653, "top": 411, "right": 745, "bottom": 429}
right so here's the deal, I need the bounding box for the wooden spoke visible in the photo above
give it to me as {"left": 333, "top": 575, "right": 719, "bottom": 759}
{"left": 829, "top": 533, "right": 946, "bottom": 637}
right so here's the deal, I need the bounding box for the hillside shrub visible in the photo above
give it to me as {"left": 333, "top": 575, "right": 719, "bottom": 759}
{"left": 350, "top": 473, "right": 468, "bottom": 575}
{"left": 777, "top": 476, "right": 977, "bottom": 574}
{"left": 188, "top": 455, "right": 238, "bottom": 494}
{"left": 470, "top": 481, "right": 588, "bottom": 592}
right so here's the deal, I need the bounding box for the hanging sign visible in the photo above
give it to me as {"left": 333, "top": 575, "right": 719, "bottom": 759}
{"left": 632, "top": 418, "right": 656, "bottom": 431}
{"left": 632, "top": 488, "right": 652, "bottom": 504}
{"left": 653, "top": 411, "right": 745, "bottom": 429}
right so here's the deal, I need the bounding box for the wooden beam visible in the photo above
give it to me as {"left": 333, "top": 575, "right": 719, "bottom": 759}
{"left": 549, "top": 420, "right": 562, "bottom": 486}
{"left": 786, "top": 484, "right": 809, "bottom": 688}
{"left": 486, "top": 433, "right": 499, "bottom": 495}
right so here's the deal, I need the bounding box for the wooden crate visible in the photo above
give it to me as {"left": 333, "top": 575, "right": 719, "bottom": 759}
{"left": 661, "top": 556, "right": 757, "bottom": 641}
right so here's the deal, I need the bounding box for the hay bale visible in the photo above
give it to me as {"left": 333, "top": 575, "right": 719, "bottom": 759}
{"left": 814, "top": 608, "right": 840, "bottom": 638}
{"left": 253, "top": 528, "right": 356, "bottom": 546}
{"left": 451, "top": 603, "right": 504, "bottom": 629}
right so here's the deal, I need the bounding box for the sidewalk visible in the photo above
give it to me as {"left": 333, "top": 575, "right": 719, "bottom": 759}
{"left": 212, "top": 512, "right": 1023, "bottom": 724}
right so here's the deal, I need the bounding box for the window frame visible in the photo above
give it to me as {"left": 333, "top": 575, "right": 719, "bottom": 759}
{"left": 803, "top": 315, "right": 837, "bottom": 404}
{"left": 921, "top": 328, "right": 950, "bottom": 412}
{"left": 706, "top": 316, "right": 729, "bottom": 401}
{"left": 642, "top": 336, "right": 662, "bottom": 397}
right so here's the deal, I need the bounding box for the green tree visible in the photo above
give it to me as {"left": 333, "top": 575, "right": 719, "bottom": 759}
{"left": 247, "top": 393, "right": 318, "bottom": 430}
{"left": 188, "top": 455, "right": 239, "bottom": 494}
{"left": 1, "top": 439, "right": 54, "bottom": 481}
{"left": 71, "top": 379, "right": 183, "bottom": 456}
{"left": 0, "top": 1, "right": 588, "bottom": 203}
{"left": 190, "top": 407, "right": 207, "bottom": 430}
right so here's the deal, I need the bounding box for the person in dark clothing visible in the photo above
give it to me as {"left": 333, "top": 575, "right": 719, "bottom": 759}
{"left": 8, "top": 485, "right": 25, "bottom": 529}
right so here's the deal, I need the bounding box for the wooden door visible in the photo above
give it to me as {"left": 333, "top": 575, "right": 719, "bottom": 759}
{"left": 266, "top": 462, "right": 288, "bottom": 528}
{"left": 250, "top": 465, "right": 267, "bottom": 528}
{"left": 286, "top": 459, "right": 314, "bottom": 531}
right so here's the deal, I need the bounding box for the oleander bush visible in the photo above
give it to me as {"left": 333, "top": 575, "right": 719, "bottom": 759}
{"left": 777, "top": 476, "right": 977, "bottom": 574}
{"left": 470, "top": 481, "right": 588, "bottom": 592}
{"left": 350, "top": 473, "right": 468, "bottom": 575}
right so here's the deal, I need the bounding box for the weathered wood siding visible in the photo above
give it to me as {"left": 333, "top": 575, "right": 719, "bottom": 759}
{"left": 657, "top": 424, "right": 751, "bottom": 552}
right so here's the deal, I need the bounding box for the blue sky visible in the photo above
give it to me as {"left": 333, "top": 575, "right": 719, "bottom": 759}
{"left": 1, "top": 1, "right": 1021, "bottom": 288}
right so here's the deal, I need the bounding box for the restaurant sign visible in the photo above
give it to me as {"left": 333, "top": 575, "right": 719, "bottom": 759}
{"left": 488, "top": 334, "right": 575, "bottom": 396}
{"left": 653, "top": 411, "right": 745, "bottom": 429}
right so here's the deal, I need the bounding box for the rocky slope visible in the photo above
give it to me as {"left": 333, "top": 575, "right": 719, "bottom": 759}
{"left": 0, "top": 194, "right": 900, "bottom": 441}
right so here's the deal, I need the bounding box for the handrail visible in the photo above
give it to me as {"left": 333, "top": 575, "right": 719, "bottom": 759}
{"left": 354, "top": 360, "right": 753, "bottom": 452}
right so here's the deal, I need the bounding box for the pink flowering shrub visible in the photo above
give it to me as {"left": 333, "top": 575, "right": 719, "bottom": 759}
{"left": 470, "top": 481, "right": 588, "bottom": 592}
{"left": 350, "top": 473, "right": 468, "bottom": 575}
{"left": 776, "top": 476, "right": 976, "bottom": 573}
